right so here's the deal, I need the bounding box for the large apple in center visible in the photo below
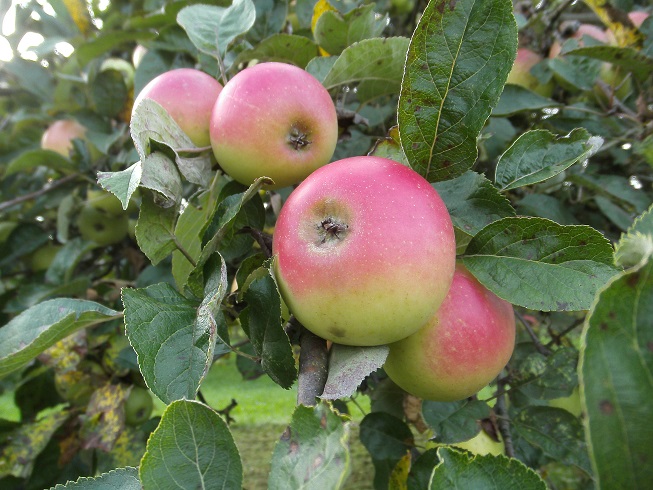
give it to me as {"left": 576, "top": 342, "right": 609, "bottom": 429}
{"left": 272, "top": 156, "right": 456, "bottom": 346}
{"left": 384, "top": 264, "right": 516, "bottom": 401}
{"left": 210, "top": 62, "right": 338, "bottom": 189}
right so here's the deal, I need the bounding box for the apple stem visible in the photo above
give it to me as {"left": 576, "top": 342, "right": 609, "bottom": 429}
{"left": 296, "top": 323, "right": 329, "bottom": 406}
{"left": 319, "top": 217, "right": 348, "bottom": 244}
{"left": 288, "top": 126, "right": 311, "bottom": 151}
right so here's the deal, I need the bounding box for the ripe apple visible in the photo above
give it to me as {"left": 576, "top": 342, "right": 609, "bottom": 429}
{"left": 210, "top": 62, "right": 338, "bottom": 189}
{"left": 41, "top": 119, "right": 87, "bottom": 157}
{"left": 124, "top": 386, "right": 154, "bottom": 425}
{"left": 506, "top": 48, "right": 554, "bottom": 97}
{"left": 133, "top": 68, "right": 223, "bottom": 147}
{"left": 77, "top": 204, "right": 129, "bottom": 246}
{"left": 384, "top": 264, "right": 515, "bottom": 401}
{"left": 272, "top": 156, "right": 456, "bottom": 346}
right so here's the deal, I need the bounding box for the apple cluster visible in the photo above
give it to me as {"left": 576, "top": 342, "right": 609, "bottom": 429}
{"left": 131, "top": 62, "right": 516, "bottom": 403}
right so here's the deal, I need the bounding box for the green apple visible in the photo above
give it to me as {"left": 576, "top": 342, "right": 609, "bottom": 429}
{"left": 30, "top": 243, "right": 62, "bottom": 272}
{"left": 384, "top": 264, "right": 516, "bottom": 401}
{"left": 272, "top": 156, "right": 456, "bottom": 346}
{"left": 210, "top": 62, "right": 339, "bottom": 189}
{"left": 87, "top": 189, "right": 138, "bottom": 216}
{"left": 77, "top": 204, "right": 129, "bottom": 246}
{"left": 0, "top": 221, "right": 18, "bottom": 243}
{"left": 124, "top": 386, "right": 154, "bottom": 426}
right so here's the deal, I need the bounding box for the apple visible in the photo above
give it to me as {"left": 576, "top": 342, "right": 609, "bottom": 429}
{"left": 41, "top": 119, "right": 87, "bottom": 157}
{"left": 77, "top": 204, "right": 129, "bottom": 246}
{"left": 506, "top": 48, "right": 554, "bottom": 97}
{"left": 124, "top": 386, "right": 154, "bottom": 425}
{"left": 100, "top": 57, "right": 135, "bottom": 89}
{"left": 30, "top": 243, "right": 62, "bottom": 272}
{"left": 87, "top": 188, "right": 138, "bottom": 216}
{"left": 455, "top": 430, "right": 504, "bottom": 456}
{"left": 272, "top": 156, "right": 456, "bottom": 346}
{"left": 384, "top": 264, "right": 515, "bottom": 402}
{"left": 210, "top": 62, "right": 338, "bottom": 189}
{"left": 133, "top": 68, "right": 223, "bottom": 147}
{"left": 549, "top": 23, "right": 608, "bottom": 59}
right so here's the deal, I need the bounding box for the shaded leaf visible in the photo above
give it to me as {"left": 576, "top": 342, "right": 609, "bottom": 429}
{"left": 513, "top": 347, "right": 579, "bottom": 400}
{"left": 495, "top": 129, "right": 603, "bottom": 191}
{"left": 321, "top": 344, "right": 389, "bottom": 400}
{"left": 580, "top": 258, "right": 653, "bottom": 489}
{"left": 314, "top": 4, "right": 387, "bottom": 55}
{"left": 422, "top": 399, "right": 491, "bottom": 444}
{"left": 565, "top": 45, "right": 653, "bottom": 81}
{"left": 234, "top": 34, "right": 319, "bottom": 69}
{"left": 268, "top": 403, "right": 350, "bottom": 490}
{"left": 462, "top": 217, "right": 618, "bottom": 311}
{"left": 493, "top": 84, "right": 561, "bottom": 116}
{"left": 140, "top": 400, "right": 242, "bottom": 489}
{"left": 0, "top": 299, "right": 119, "bottom": 377}
{"left": 5, "top": 150, "right": 76, "bottom": 176}
{"left": 50, "top": 467, "right": 140, "bottom": 489}
{"left": 398, "top": 0, "right": 517, "bottom": 182}
{"left": 122, "top": 283, "right": 215, "bottom": 404}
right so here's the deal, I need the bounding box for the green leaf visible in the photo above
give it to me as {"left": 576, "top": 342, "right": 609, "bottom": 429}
{"left": 432, "top": 171, "right": 515, "bottom": 241}
{"left": 462, "top": 217, "right": 618, "bottom": 311}
{"left": 49, "top": 468, "right": 140, "bottom": 489}
{"left": 177, "top": 0, "right": 256, "bottom": 58}
{"left": 513, "top": 347, "right": 579, "bottom": 400}
{"left": 0, "top": 224, "right": 49, "bottom": 269}
{"left": 595, "top": 195, "right": 634, "bottom": 231}
{"left": 5, "top": 149, "right": 76, "bottom": 176}
{"left": 247, "top": 0, "right": 289, "bottom": 43}
{"left": 314, "top": 4, "right": 387, "bottom": 56}
{"left": 398, "top": 0, "right": 517, "bottom": 182}
{"left": 495, "top": 129, "right": 603, "bottom": 191}
{"left": 140, "top": 400, "right": 242, "bottom": 489}
{"left": 0, "top": 299, "right": 119, "bottom": 377}
{"left": 90, "top": 69, "right": 129, "bottom": 118}
{"left": 77, "top": 32, "right": 155, "bottom": 65}
{"left": 240, "top": 268, "right": 296, "bottom": 389}
{"left": 122, "top": 283, "right": 216, "bottom": 404}
{"left": 422, "top": 399, "right": 491, "bottom": 444}
{"left": 548, "top": 49, "right": 602, "bottom": 91}
{"left": 0, "top": 408, "right": 70, "bottom": 479}
{"left": 567, "top": 170, "right": 651, "bottom": 214}
{"left": 135, "top": 191, "right": 179, "bottom": 266}
{"left": 45, "top": 237, "right": 95, "bottom": 285}
{"left": 614, "top": 204, "right": 653, "bottom": 268}
{"left": 97, "top": 163, "right": 143, "bottom": 211}
{"left": 368, "top": 126, "right": 409, "bottom": 165}
{"left": 492, "top": 84, "right": 561, "bottom": 116}
{"left": 321, "top": 344, "right": 389, "bottom": 400}
{"left": 268, "top": 403, "right": 350, "bottom": 490}
{"left": 321, "top": 37, "right": 410, "bottom": 104}
{"left": 429, "top": 447, "right": 547, "bottom": 489}
{"left": 516, "top": 194, "right": 579, "bottom": 225}
{"left": 565, "top": 45, "right": 653, "bottom": 80}
{"left": 580, "top": 258, "right": 653, "bottom": 489}
{"left": 233, "top": 34, "right": 319, "bottom": 69}
{"left": 511, "top": 406, "right": 591, "bottom": 475}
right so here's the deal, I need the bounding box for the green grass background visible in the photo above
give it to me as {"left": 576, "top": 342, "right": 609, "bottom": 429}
{"left": 1, "top": 356, "right": 375, "bottom": 489}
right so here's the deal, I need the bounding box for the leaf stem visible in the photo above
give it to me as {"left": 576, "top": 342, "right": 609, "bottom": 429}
{"left": 173, "top": 238, "right": 198, "bottom": 267}
{"left": 516, "top": 310, "right": 552, "bottom": 356}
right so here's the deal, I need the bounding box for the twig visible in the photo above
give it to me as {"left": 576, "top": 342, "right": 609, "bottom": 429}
{"left": 296, "top": 324, "right": 329, "bottom": 407}
{"left": 240, "top": 227, "right": 273, "bottom": 258}
{"left": 217, "top": 398, "right": 238, "bottom": 424}
{"left": 545, "top": 318, "right": 585, "bottom": 348}
{"left": 0, "top": 174, "right": 78, "bottom": 213}
{"left": 495, "top": 380, "right": 515, "bottom": 458}
{"left": 515, "top": 310, "right": 552, "bottom": 356}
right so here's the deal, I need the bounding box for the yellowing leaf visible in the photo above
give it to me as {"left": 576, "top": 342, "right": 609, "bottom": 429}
{"left": 63, "top": 0, "right": 93, "bottom": 36}
{"left": 583, "top": 0, "right": 644, "bottom": 47}
{"left": 311, "top": 0, "right": 337, "bottom": 55}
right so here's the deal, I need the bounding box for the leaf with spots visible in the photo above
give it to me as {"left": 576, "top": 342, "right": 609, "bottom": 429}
{"left": 0, "top": 407, "right": 70, "bottom": 479}
{"left": 49, "top": 467, "right": 140, "bottom": 489}
{"left": 580, "top": 257, "right": 653, "bottom": 489}
{"left": 512, "top": 346, "right": 579, "bottom": 400}
{"left": 268, "top": 402, "right": 350, "bottom": 490}
{"left": 80, "top": 383, "right": 131, "bottom": 452}
{"left": 511, "top": 406, "right": 591, "bottom": 475}
{"left": 398, "top": 0, "right": 517, "bottom": 182}
{"left": 429, "top": 447, "right": 547, "bottom": 489}
{"left": 0, "top": 299, "right": 119, "bottom": 378}
{"left": 140, "top": 400, "right": 242, "bottom": 489}
{"left": 122, "top": 282, "right": 217, "bottom": 404}
{"left": 461, "top": 217, "right": 618, "bottom": 311}
{"left": 321, "top": 344, "right": 389, "bottom": 400}
{"left": 422, "top": 399, "right": 491, "bottom": 444}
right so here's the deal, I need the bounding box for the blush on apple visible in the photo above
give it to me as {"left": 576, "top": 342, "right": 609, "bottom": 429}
{"left": 133, "top": 68, "right": 223, "bottom": 147}
{"left": 272, "top": 156, "right": 456, "bottom": 346}
{"left": 41, "top": 119, "right": 88, "bottom": 157}
{"left": 384, "top": 264, "right": 516, "bottom": 402}
{"left": 506, "top": 48, "right": 554, "bottom": 97}
{"left": 210, "top": 62, "right": 338, "bottom": 190}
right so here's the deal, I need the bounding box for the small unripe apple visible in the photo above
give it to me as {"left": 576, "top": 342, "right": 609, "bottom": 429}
{"left": 100, "top": 57, "right": 135, "bottom": 89}
{"left": 87, "top": 189, "right": 138, "bottom": 216}
{"left": 77, "top": 204, "right": 129, "bottom": 246}
{"left": 30, "top": 243, "right": 62, "bottom": 272}
{"left": 272, "top": 156, "right": 456, "bottom": 346}
{"left": 133, "top": 68, "right": 223, "bottom": 147}
{"left": 384, "top": 264, "right": 516, "bottom": 401}
{"left": 210, "top": 62, "right": 338, "bottom": 189}
{"left": 41, "top": 119, "right": 87, "bottom": 157}
{"left": 506, "top": 48, "right": 554, "bottom": 97}
{"left": 124, "top": 386, "right": 154, "bottom": 425}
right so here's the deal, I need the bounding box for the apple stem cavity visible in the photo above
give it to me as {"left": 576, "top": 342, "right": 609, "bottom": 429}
{"left": 288, "top": 125, "right": 312, "bottom": 151}
{"left": 318, "top": 217, "right": 349, "bottom": 244}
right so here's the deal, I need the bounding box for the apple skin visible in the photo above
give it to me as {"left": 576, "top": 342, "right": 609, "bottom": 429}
{"left": 41, "top": 119, "right": 87, "bottom": 157}
{"left": 133, "top": 68, "right": 223, "bottom": 147}
{"left": 124, "top": 386, "right": 154, "bottom": 426}
{"left": 506, "top": 48, "right": 554, "bottom": 97}
{"left": 384, "top": 264, "right": 515, "bottom": 401}
{"left": 77, "top": 204, "right": 129, "bottom": 246}
{"left": 210, "top": 62, "right": 338, "bottom": 190}
{"left": 272, "top": 156, "right": 456, "bottom": 346}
